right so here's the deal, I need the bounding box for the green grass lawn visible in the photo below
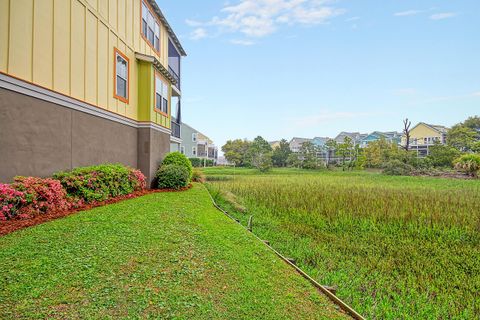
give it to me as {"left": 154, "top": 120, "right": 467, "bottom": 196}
{"left": 0, "top": 184, "right": 347, "bottom": 319}
{"left": 205, "top": 167, "right": 480, "bottom": 319}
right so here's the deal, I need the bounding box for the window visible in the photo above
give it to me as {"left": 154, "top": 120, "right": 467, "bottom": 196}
{"left": 192, "top": 133, "right": 197, "bottom": 142}
{"left": 155, "top": 73, "right": 169, "bottom": 115}
{"left": 180, "top": 146, "right": 185, "bottom": 154}
{"left": 114, "top": 48, "right": 129, "bottom": 103}
{"left": 192, "top": 146, "right": 197, "bottom": 156}
{"left": 141, "top": 1, "right": 160, "bottom": 52}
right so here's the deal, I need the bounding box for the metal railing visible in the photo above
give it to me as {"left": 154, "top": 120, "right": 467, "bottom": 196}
{"left": 169, "top": 67, "right": 180, "bottom": 90}
{"left": 171, "top": 120, "right": 181, "bottom": 138}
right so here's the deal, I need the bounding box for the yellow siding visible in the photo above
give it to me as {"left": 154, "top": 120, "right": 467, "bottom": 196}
{"left": 85, "top": 10, "right": 98, "bottom": 104}
{"left": 53, "top": 0, "right": 71, "bottom": 94}
{"left": 98, "top": 0, "right": 108, "bottom": 20}
{"left": 97, "top": 21, "right": 109, "bottom": 108}
{"left": 109, "top": 0, "right": 117, "bottom": 31}
{"left": 0, "top": 0, "right": 10, "bottom": 72}
{"left": 71, "top": 0, "right": 85, "bottom": 100}
{"left": 9, "top": 0, "right": 33, "bottom": 81}
{"left": 118, "top": 0, "right": 126, "bottom": 40}
{"left": 3, "top": 0, "right": 176, "bottom": 127}
{"left": 108, "top": 30, "right": 117, "bottom": 113}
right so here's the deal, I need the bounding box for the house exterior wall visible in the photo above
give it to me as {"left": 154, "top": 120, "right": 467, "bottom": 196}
{"left": 401, "top": 124, "right": 446, "bottom": 146}
{"left": 0, "top": 0, "right": 185, "bottom": 185}
{"left": 179, "top": 124, "right": 198, "bottom": 158}
{"left": 0, "top": 87, "right": 138, "bottom": 182}
{"left": 0, "top": 0, "right": 172, "bottom": 128}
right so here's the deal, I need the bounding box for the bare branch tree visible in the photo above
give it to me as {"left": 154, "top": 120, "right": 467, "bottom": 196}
{"left": 403, "top": 118, "right": 412, "bottom": 151}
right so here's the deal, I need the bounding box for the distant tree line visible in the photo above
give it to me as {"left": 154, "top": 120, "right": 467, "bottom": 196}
{"left": 221, "top": 116, "right": 480, "bottom": 176}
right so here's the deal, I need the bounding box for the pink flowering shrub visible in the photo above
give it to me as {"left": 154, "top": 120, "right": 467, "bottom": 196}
{"left": 129, "top": 168, "right": 147, "bottom": 191}
{"left": 0, "top": 184, "right": 26, "bottom": 220}
{"left": 12, "top": 177, "right": 71, "bottom": 216}
{"left": 53, "top": 164, "right": 147, "bottom": 203}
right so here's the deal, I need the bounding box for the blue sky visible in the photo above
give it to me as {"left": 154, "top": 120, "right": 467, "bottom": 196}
{"left": 159, "top": 0, "right": 480, "bottom": 148}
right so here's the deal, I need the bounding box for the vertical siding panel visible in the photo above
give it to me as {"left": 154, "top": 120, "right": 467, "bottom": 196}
{"left": 108, "top": 30, "right": 117, "bottom": 112}
{"left": 53, "top": 0, "right": 70, "bottom": 94}
{"left": 125, "top": 48, "right": 137, "bottom": 119}
{"left": 97, "top": 22, "right": 108, "bottom": 108}
{"left": 9, "top": 0, "right": 33, "bottom": 81}
{"left": 108, "top": 0, "right": 117, "bottom": 31}
{"left": 71, "top": 0, "right": 85, "bottom": 100}
{"left": 118, "top": 0, "right": 126, "bottom": 40}
{"left": 98, "top": 0, "right": 108, "bottom": 20}
{"left": 126, "top": 0, "right": 133, "bottom": 46}
{"left": 86, "top": 0, "right": 97, "bottom": 10}
{"left": 0, "top": 0, "right": 9, "bottom": 72}
{"left": 85, "top": 10, "right": 97, "bottom": 104}
{"left": 33, "top": 0, "right": 54, "bottom": 88}
{"left": 133, "top": 0, "right": 139, "bottom": 50}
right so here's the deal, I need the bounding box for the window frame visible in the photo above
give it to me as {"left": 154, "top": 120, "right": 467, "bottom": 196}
{"left": 192, "top": 133, "right": 197, "bottom": 142}
{"left": 113, "top": 48, "right": 129, "bottom": 104}
{"left": 154, "top": 71, "right": 170, "bottom": 117}
{"left": 140, "top": 0, "right": 161, "bottom": 56}
{"left": 192, "top": 146, "right": 197, "bottom": 156}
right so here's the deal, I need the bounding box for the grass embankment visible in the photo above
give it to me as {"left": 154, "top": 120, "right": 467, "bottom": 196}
{"left": 0, "top": 184, "right": 347, "bottom": 319}
{"left": 205, "top": 167, "right": 480, "bottom": 319}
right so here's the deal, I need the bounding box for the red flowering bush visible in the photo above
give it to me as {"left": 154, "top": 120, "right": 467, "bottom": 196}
{"left": 12, "top": 177, "right": 71, "bottom": 216}
{"left": 0, "top": 184, "right": 26, "bottom": 220}
{"left": 0, "top": 164, "right": 147, "bottom": 223}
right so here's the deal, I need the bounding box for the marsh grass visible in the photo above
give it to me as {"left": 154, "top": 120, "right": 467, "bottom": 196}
{"left": 206, "top": 168, "right": 480, "bottom": 319}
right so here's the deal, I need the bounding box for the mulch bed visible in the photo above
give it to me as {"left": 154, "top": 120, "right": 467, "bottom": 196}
{"left": 0, "top": 184, "right": 193, "bottom": 237}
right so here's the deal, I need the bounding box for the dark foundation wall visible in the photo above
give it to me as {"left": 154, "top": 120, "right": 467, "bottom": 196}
{"left": 0, "top": 88, "right": 169, "bottom": 185}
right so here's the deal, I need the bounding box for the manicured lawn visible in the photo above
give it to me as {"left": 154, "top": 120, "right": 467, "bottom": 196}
{"left": 0, "top": 184, "right": 347, "bottom": 319}
{"left": 205, "top": 167, "right": 480, "bottom": 319}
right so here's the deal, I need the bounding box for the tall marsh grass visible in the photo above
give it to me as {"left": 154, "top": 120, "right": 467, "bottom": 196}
{"left": 207, "top": 169, "right": 480, "bottom": 319}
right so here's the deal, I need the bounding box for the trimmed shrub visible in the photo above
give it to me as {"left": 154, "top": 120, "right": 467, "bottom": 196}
{"left": 454, "top": 154, "right": 480, "bottom": 177}
{"left": 156, "top": 164, "right": 190, "bottom": 190}
{"left": 192, "top": 168, "right": 206, "bottom": 183}
{"left": 53, "top": 164, "right": 146, "bottom": 203}
{"left": 162, "top": 152, "right": 193, "bottom": 179}
{"left": 382, "top": 160, "right": 414, "bottom": 176}
{"left": 12, "top": 177, "right": 71, "bottom": 216}
{"left": 0, "top": 184, "right": 26, "bottom": 220}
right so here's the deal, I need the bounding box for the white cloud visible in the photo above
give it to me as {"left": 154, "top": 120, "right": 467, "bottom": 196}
{"left": 230, "top": 39, "right": 256, "bottom": 46}
{"left": 186, "top": 0, "right": 344, "bottom": 40}
{"left": 430, "top": 12, "right": 457, "bottom": 20}
{"left": 394, "top": 10, "right": 423, "bottom": 17}
{"left": 190, "top": 28, "right": 208, "bottom": 40}
{"left": 472, "top": 92, "right": 480, "bottom": 97}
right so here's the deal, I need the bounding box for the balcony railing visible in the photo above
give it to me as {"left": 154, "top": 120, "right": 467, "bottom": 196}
{"left": 171, "top": 120, "right": 180, "bottom": 139}
{"left": 169, "top": 67, "right": 180, "bottom": 90}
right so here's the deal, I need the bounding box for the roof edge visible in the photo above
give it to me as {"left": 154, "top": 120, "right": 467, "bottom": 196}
{"left": 146, "top": 0, "right": 187, "bottom": 57}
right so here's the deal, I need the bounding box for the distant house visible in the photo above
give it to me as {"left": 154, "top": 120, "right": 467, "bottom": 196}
{"left": 269, "top": 141, "right": 281, "bottom": 149}
{"left": 289, "top": 137, "right": 312, "bottom": 153}
{"left": 174, "top": 123, "right": 218, "bottom": 163}
{"left": 359, "top": 131, "right": 402, "bottom": 148}
{"left": 334, "top": 132, "right": 367, "bottom": 146}
{"left": 401, "top": 122, "right": 448, "bottom": 157}
{"left": 312, "top": 137, "right": 329, "bottom": 148}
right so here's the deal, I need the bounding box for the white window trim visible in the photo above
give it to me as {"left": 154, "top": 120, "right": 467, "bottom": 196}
{"left": 142, "top": 0, "right": 160, "bottom": 52}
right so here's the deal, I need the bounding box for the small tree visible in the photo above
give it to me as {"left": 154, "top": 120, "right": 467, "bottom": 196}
{"left": 248, "top": 136, "right": 273, "bottom": 172}
{"left": 427, "top": 142, "right": 460, "bottom": 168}
{"left": 337, "top": 137, "right": 354, "bottom": 170}
{"left": 403, "top": 118, "right": 412, "bottom": 151}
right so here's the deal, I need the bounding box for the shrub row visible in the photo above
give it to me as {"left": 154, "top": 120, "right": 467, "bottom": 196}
{"left": 0, "top": 164, "right": 146, "bottom": 221}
